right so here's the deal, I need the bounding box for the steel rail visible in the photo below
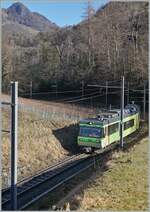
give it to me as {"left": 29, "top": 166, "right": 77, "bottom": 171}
{"left": 2, "top": 123, "right": 147, "bottom": 210}
{"left": 2, "top": 147, "right": 111, "bottom": 210}
{"left": 20, "top": 146, "right": 115, "bottom": 210}
{"left": 2, "top": 153, "right": 83, "bottom": 198}
{"left": 2, "top": 153, "right": 81, "bottom": 193}
{"left": 2, "top": 153, "right": 89, "bottom": 210}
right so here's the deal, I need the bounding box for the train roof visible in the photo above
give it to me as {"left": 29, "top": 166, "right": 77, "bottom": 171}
{"left": 80, "top": 104, "right": 139, "bottom": 126}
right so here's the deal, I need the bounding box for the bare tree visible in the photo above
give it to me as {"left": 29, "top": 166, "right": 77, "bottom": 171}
{"left": 83, "top": 0, "right": 95, "bottom": 68}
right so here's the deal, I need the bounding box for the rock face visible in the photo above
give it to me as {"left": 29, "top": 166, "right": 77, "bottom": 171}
{"left": 2, "top": 2, "right": 58, "bottom": 32}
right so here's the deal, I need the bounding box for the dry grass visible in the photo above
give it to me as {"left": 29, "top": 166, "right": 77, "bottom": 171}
{"left": 2, "top": 94, "right": 96, "bottom": 189}
{"left": 69, "top": 137, "right": 148, "bottom": 210}
{"left": 2, "top": 108, "right": 78, "bottom": 188}
{"left": 1, "top": 94, "right": 96, "bottom": 121}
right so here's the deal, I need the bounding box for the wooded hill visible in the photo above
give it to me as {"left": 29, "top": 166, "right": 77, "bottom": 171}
{"left": 2, "top": 1, "right": 148, "bottom": 93}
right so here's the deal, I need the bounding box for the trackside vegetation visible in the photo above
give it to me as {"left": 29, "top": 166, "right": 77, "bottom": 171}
{"left": 2, "top": 108, "right": 79, "bottom": 188}
{"left": 69, "top": 137, "right": 148, "bottom": 210}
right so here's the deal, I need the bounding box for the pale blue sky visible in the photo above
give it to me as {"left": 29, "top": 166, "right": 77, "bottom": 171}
{"left": 1, "top": 0, "right": 109, "bottom": 27}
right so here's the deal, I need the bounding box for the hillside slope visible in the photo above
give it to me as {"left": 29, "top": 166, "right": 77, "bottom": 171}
{"left": 2, "top": 1, "right": 148, "bottom": 93}
{"left": 2, "top": 108, "right": 79, "bottom": 189}
{"left": 62, "top": 1, "right": 148, "bottom": 85}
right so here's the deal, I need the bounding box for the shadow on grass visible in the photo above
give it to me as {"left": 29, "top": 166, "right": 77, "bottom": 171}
{"left": 32, "top": 153, "right": 112, "bottom": 211}
{"left": 52, "top": 123, "right": 80, "bottom": 155}
{"left": 67, "top": 158, "right": 112, "bottom": 210}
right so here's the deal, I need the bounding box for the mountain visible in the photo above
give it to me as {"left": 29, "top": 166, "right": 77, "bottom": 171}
{"left": 2, "top": 2, "right": 58, "bottom": 32}
{"left": 2, "top": 1, "right": 148, "bottom": 93}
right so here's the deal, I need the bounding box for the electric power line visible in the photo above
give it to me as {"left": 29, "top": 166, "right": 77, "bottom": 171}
{"left": 57, "top": 91, "right": 100, "bottom": 102}
{"left": 19, "top": 88, "right": 98, "bottom": 96}
{"left": 67, "top": 93, "right": 105, "bottom": 103}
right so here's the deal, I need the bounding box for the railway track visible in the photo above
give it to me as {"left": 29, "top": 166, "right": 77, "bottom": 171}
{"left": 2, "top": 145, "right": 117, "bottom": 210}
{"left": 2, "top": 122, "right": 147, "bottom": 210}
{"left": 2, "top": 153, "right": 88, "bottom": 210}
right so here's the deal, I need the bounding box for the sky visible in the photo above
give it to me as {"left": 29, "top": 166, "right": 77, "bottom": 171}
{"left": 1, "top": 0, "right": 109, "bottom": 27}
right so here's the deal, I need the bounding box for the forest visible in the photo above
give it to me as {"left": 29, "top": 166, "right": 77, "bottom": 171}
{"left": 2, "top": 1, "right": 148, "bottom": 93}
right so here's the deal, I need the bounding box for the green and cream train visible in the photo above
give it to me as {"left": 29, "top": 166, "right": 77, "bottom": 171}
{"left": 77, "top": 104, "right": 140, "bottom": 152}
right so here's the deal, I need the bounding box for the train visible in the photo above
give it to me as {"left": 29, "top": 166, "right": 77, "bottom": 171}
{"left": 77, "top": 104, "right": 140, "bottom": 153}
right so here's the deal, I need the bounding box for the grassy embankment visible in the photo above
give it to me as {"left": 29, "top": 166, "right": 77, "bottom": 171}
{"left": 2, "top": 94, "right": 97, "bottom": 189}
{"left": 68, "top": 136, "right": 148, "bottom": 210}
{"left": 2, "top": 108, "right": 79, "bottom": 188}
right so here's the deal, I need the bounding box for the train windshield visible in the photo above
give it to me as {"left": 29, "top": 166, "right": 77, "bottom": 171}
{"left": 79, "top": 126, "right": 102, "bottom": 138}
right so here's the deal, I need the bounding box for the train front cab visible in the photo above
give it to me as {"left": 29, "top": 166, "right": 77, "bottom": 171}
{"left": 77, "top": 124, "right": 105, "bottom": 150}
{"left": 77, "top": 122, "right": 120, "bottom": 150}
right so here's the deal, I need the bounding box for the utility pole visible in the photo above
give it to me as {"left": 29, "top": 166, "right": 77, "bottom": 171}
{"left": 105, "top": 81, "right": 108, "bottom": 108}
{"left": 30, "top": 80, "right": 32, "bottom": 99}
{"left": 143, "top": 83, "right": 146, "bottom": 120}
{"left": 56, "top": 82, "right": 58, "bottom": 99}
{"left": 90, "top": 96, "right": 93, "bottom": 108}
{"left": 8, "top": 167, "right": 11, "bottom": 186}
{"left": 10, "top": 82, "right": 18, "bottom": 210}
{"left": 127, "top": 82, "right": 129, "bottom": 104}
{"left": 81, "top": 80, "right": 84, "bottom": 98}
{"left": 120, "top": 76, "right": 124, "bottom": 149}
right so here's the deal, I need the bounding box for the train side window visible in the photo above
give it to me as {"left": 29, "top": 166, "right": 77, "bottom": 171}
{"left": 124, "top": 119, "right": 134, "bottom": 130}
{"left": 108, "top": 123, "right": 119, "bottom": 135}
